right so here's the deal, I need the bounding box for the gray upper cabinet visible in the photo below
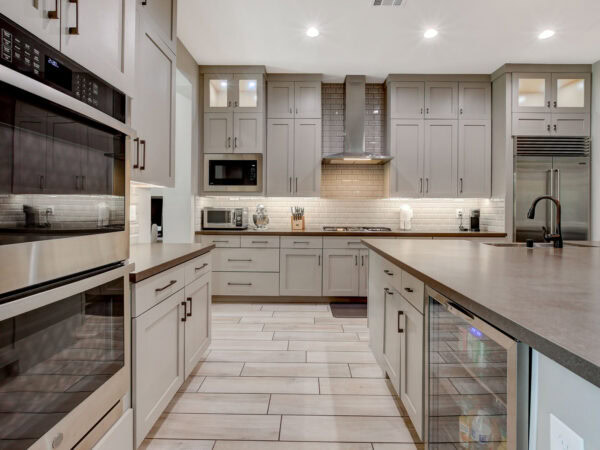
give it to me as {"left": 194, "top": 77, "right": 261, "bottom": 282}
{"left": 512, "top": 73, "right": 552, "bottom": 113}
{"left": 204, "top": 74, "right": 234, "bottom": 113}
{"left": 60, "top": 0, "right": 135, "bottom": 96}
{"left": 458, "top": 120, "right": 491, "bottom": 197}
{"left": 131, "top": 12, "right": 176, "bottom": 187}
{"left": 233, "top": 113, "right": 263, "bottom": 153}
{"left": 267, "top": 82, "right": 295, "bottom": 119}
{"left": 424, "top": 120, "right": 458, "bottom": 197}
{"left": 266, "top": 119, "right": 294, "bottom": 196}
{"left": 294, "top": 82, "right": 321, "bottom": 118}
{"left": 137, "top": 0, "right": 177, "bottom": 53}
{"left": 425, "top": 82, "right": 458, "bottom": 119}
{"left": 0, "top": 0, "right": 61, "bottom": 49}
{"left": 293, "top": 119, "right": 321, "bottom": 196}
{"left": 204, "top": 113, "right": 233, "bottom": 154}
{"left": 388, "top": 119, "right": 424, "bottom": 197}
{"left": 205, "top": 73, "right": 264, "bottom": 113}
{"left": 458, "top": 82, "right": 491, "bottom": 120}
{"left": 388, "top": 82, "right": 425, "bottom": 119}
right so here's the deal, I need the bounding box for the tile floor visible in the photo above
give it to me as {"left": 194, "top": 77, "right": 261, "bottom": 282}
{"left": 141, "top": 303, "right": 422, "bottom": 450}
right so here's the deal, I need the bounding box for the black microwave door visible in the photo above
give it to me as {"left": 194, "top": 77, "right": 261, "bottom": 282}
{"left": 209, "top": 160, "right": 257, "bottom": 186}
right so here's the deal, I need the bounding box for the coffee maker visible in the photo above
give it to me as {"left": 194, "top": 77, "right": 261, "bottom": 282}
{"left": 470, "top": 209, "right": 480, "bottom": 232}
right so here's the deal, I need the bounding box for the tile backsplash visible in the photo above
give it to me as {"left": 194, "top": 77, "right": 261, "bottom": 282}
{"left": 195, "top": 196, "right": 505, "bottom": 232}
{"left": 321, "top": 164, "right": 385, "bottom": 199}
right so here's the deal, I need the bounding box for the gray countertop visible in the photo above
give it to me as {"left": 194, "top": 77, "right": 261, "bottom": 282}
{"left": 196, "top": 228, "right": 507, "bottom": 238}
{"left": 129, "top": 243, "right": 215, "bottom": 283}
{"left": 362, "top": 238, "right": 600, "bottom": 388}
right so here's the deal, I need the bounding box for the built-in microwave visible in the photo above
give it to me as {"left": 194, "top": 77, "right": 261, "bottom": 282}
{"left": 204, "top": 154, "right": 263, "bottom": 192}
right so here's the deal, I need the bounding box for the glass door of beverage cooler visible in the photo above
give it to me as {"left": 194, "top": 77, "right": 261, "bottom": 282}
{"left": 427, "top": 288, "right": 521, "bottom": 450}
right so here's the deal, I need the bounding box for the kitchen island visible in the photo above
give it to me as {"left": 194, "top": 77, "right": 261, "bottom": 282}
{"left": 363, "top": 238, "right": 600, "bottom": 448}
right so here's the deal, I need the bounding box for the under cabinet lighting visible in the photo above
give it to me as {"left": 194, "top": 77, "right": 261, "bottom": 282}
{"left": 538, "top": 29, "right": 555, "bottom": 40}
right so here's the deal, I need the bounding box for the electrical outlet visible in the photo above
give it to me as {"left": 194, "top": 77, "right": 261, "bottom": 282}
{"left": 550, "top": 414, "right": 584, "bottom": 450}
{"left": 455, "top": 208, "right": 463, "bottom": 218}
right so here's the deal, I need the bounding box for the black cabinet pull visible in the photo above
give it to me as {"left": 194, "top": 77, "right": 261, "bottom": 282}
{"left": 384, "top": 287, "right": 393, "bottom": 295}
{"left": 195, "top": 263, "right": 209, "bottom": 271}
{"left": 48, "top": 0, "right": 59, "bottom": 19}
{"left": 404, "top": 287, "right": 414, "bottom": 293}
{"left": 397, "top": 310, "right": 404, "bottom": 333}
{"left": 181, "top": 301, "right": 187, "bottom": 322}
{"left": 228, "top": 282, "right": 252, "bottom": 286}
{"left": 133, "top": 138, "right": 140, "bottom": 168}
{"left": 251, "top": 240, "right": 269, "bottom": 244}
{"left": 384, "top": 269, "right": 394, "bottom": 276}
{"left": 186, "top": 297, "right": 192, "bottom": 317}
{"left": 68, "top": 0, "right": 79, "bottom": 35}
{"left": 155, "top": 280, "right": 176, "bottom": 292}
{"left": 228, "top": 258, "right": 252, "bottom": 262}
{"left": 141, "top": 0, "right": 148, "bottom": 5}
{"left": 140, "top": 140, "right": 146, "bottom": 170}
{"left": 39, "top": 175, "right": 44, "bottom": 190}
{"left": 355, "top": 255, "right": 358, "bottom": 266}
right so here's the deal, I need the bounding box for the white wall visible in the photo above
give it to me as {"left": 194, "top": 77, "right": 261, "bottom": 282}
{"left": 592, "top": 60, "right": 600, "bottom": 240}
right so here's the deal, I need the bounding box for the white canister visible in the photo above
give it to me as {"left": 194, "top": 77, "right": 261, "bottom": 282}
{"left": 399, "top": 204, "right": 413, "bottom": 230}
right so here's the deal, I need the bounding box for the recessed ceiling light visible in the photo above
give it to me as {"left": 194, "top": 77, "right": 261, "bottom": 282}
{"left": 424, "top": 29, "right": 438, "bottom": 39}
{"left": 538, "top": 29, "right": 555, "bottom": 40}
{"left": 306, "top": 27, "right": 319, "bottom": 38}
{"left": 220, "top": 81, "right": 227, "bottom": 88}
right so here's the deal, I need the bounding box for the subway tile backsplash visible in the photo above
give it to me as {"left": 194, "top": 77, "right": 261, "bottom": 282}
{"left": 195, "top": 196, "right": 505, "bottom": 233}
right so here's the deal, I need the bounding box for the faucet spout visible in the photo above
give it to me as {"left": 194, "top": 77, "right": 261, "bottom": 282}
{"left": 526, "top": 195, "right": 563, "bottom": 248}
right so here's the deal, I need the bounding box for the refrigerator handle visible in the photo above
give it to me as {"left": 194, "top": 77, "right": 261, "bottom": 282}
{"left": 547, "top": 169, "right": 554, "bottom": 234}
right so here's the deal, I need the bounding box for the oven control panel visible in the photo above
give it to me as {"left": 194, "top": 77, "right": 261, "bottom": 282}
{"left": 0, "top": 14, "right": 125, "bottom": 122}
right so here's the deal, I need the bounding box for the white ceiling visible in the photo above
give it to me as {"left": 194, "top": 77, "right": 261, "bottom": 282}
{"left": 177, "top": 0, "right": 600, "bottom": 82}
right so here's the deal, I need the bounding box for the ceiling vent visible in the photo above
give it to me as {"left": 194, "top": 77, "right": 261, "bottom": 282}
{"left": 372, "top": 0, "right": 406, "bottom": 6}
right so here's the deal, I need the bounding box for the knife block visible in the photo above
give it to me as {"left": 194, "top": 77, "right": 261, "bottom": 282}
{"left": 291, "top": 217, "right": 305, "bottom": 231}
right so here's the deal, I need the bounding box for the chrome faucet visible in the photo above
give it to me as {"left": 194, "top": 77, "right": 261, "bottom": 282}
{"left": 526, "top": 195, "right": 563, "bottom": 248}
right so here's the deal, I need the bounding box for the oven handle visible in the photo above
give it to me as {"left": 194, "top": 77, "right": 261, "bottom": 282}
{"left": 0, "top": 263, "right": 134, "bottom": 321}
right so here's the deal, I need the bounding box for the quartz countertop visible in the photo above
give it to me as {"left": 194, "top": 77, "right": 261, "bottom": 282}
{"left": 129, "top": 243, "right": 215, "bottom": 283}
{"left": 362, "top": 238, "right": 600, "bottom": 388}
{"left": 196, "top": 228, "right": 507, "bottom": 238}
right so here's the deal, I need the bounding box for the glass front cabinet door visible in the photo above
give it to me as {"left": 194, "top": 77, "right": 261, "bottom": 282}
{"left": 551, "top": 73, "right": 590, "bottom": 113}
{"left": 512, "top": 72, "right": 590, "bottom": 114}
{"left": 204, "top": 73, "right": 263, "bottom": 113}
{"left": 512, "top": 73, "right": 552, "bottom": 113}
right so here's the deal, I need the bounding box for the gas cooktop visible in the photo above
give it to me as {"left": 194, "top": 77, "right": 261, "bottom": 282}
{"left": 322, "top": 226, "right": 393, "bottom": 232}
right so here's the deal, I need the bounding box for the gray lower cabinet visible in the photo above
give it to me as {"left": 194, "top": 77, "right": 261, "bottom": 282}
{"left": 458, "top": 120, "right": 491, "bottom": 197}
{"left": 131, "top": 12, "right": 176, "bottom": 187}
{"left": 266, "top": 118, "right": 321, "bottom": 197}
{"left": 367, "top": 252, "right": 386, "bottom": 365}
{"left": 183, "top": 273, "right": 211, "bottom": 379}
{"left": 424, "top": 120, "right": 458, "bottom": 197}
{"left": 358, "top": 249, "right": 369, "bottom": 298}
{"left": 279, "top": 248, "right": 322, "bottom": 296}
{"left": 133, "top": 289, "right": 185, "bottom": 448}
{"left": 383, "top": 287, "right": 402, "bottom": 394}
{"left": 322, "top": 249, "right": 360, "bottom": 297}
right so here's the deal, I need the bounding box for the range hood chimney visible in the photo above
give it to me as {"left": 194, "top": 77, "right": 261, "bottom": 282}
{"left": 322, "top": 75, "right": 392, "bottom": 165}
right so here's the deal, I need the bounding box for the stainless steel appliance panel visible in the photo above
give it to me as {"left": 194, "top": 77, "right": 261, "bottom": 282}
{"left": 514, "top": 157, "right": 553, "bottom": 242}
{"left": 202, "top": 207, "right": 248, "bottom": 230}
{"left": 552, "top": 157, "right": 589, "bottom": 241}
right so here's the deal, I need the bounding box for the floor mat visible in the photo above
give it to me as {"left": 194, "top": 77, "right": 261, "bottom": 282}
{"left": 330, "top": 302, "right": 367, "bottom": 318}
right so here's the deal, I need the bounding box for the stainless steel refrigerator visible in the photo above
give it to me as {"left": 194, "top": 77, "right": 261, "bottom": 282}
{"left": 514, "top": 137, "right": 590, "bottom": 242}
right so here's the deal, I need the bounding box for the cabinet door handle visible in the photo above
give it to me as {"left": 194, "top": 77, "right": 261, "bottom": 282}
{"left": 234, "top": 101, "right": 238, "bottom": 107}
{"left": 459, "top": 107, "right": 463, "bottom": 115}
{"left": 553, "top": 124, "right": 557, "bottom": 132}
{"left": 289, "top": 107, "right": 293, "bottom": 114}
{"left": 81, "top": 175, "right": 86, "bottom": 191}
{"left": 68, "top": 0, "right": 79, "bottom": 35}
{"left": 155, "top": 280, "right": 177, "bottom": 292}
{"left": 186, "top": 297, "right": 192, "bottom": 317}
{"left": 293, "top": 241, "right": 310, "bottom": 244}
{"left": 228, "top": 282, "right": 252, "bottom": 286}
{"left": 547, "top": 100, "right": 551, "bottom": 108}
{"left": 228, "top": 258, "right": 253, "bottom": 262}
{"left": 251, "top": 240, "right": 269, "bottom": 244}
{"left": 181, "top": 301, "right": 187, "bottom": 322}
{"left": 289, "top": 177, "right": 292, "bottom": 193}
{"left": 419, "top": 178, "right": 423, "bottom": 193}
{"left": 404, "top": 287, "right": 414, "bottom": 293}
{"left": 426, "top": 178, "right": 429, "bottom": 193}
{"left": 384, "top": 269, "right": 394, "bottom": 276}
{"left": 547, "top": 124, "right": 551, "bottom": 132}
{"left": 141, "top": 0, "right": 148, "bottom": 5}
{"left": 318, "top": 254, "right": 321, "bottom": 266}
{"left": 228, "top": 100, "right": 232, "bottom": 107}
{"left": 195, "top": 263, "right": 209, "bottom": 271}
{"left": 133, "top": 138, "right": 140, "bottom": 169}
{"left": 213, "top": 240, "right": 230, "bottom": 243}
{"left": 397, "top": 310, "right": 404, "bottom": 333}
{"left": 39, "top": 175, "right": 44, "bottom": 190}
{"left": 420, "top": 107, "right": 423, "bottom": 115}
{"left": 355, "top": 255, "right": 358, "bottom": 266}
{"left": 459, "top": 177, "right": 463, "bottom": 194}
{"left": 140, "top": 140, "right": 146, "bottom": 170}
{"left": 426, "top": 107, "right": 429, "bottom": 114}
{"left": 553, "top": 100, "right": 557, "bottom": 108}
{"left": 361, "top": 255, "right": 364, "bottom": 266}
{"left": 347, "top": 241, "right": 362, "bottom": 246}
{"left": 295, "top": 108, "right": 298, "bottom": 114}
{"left": 227, "top": 137, "right": 231, "bottom": 148}
{"left": 48, "top": 0, "right": 59, "bottom": 19}
{"left": 75, "top": 175, "right": 80, "bottom": 190}
{"left": 234, "top": 137, "right": 238, "bottom": 148}
{"left": 295, "top": 177, "right": 298, "bottom": 192}
{"left": 384, "top": 287, "right": 393, "bottom": 295}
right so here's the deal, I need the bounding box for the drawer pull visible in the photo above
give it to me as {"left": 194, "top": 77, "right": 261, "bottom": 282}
{"left": 155, "top": 280, "right": 177, "bottom": 292}
{"left": 181, "top": 301, "right": 187, "bottom": 322}
{"left": 404, "top": 287, "right": 414, "bottom": 293}
{"left": 228, "top": 258, "right": 253, "bottom": 262}
{"left": 384, "top": 269, "right": 394, "bottom": 276}
{"left": 384, "top": 288, "right": 393, "bottom": 295}
{"left": 397, "top": 310, "right": 404, "bottom": 333}
{"left": 347, "top": 241, "right": 362, "bottom": 245}
{"left": 195, "top": 263, "right": 209, "bottom": 271}
{"left": 293, "top": 241, "right": 310, "bottom": 244}
{"left": 213, "top": 240, "right": 230, "bottom": 243}
{"left": 251, "top": 240, "right": 269, "bottom": 244}
{"left": 228, "top": 282, "right": 252, "bottom": 286}
{"left": 48, "top": 0, "right": 59, "bottom": 19}
{"left": 186, "top": 297, "right": 193, "bottom": 317}
{"left": 68, "top": 0, "right": 79, "bottom": 35}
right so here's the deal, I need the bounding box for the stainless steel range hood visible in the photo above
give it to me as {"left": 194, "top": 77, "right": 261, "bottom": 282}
{"left": 322, "top": 75, "right": 393, "bottom": 165}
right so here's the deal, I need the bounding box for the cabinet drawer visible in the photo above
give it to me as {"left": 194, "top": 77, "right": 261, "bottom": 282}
{"left": 241, "top": 236, "right": 280, "bottom": 248}
{"left": 280, "top": 236, "right": 323, "bottom": 249}
{"left": 213, "top": 272, "right": 279, "bottom": 296}
{"left": 185, "top": 253, "right": 212, "bottom": 285}
{"left": 201, "top": 235, "right": 241, "bottom": 248}
{"left": 323, "top": 237, "right": 366, "bottom": 249}
{"left": 381, "top": 259, "right": 402, "bottom": 294}
{"left": 132, "top": 265, "right": 185, "bottom": 317}
{"left": 401, "top": 270, "right": 425, "bottom": 314}
{"left": 213, "top": 248, "right": 279, "bottom": 272}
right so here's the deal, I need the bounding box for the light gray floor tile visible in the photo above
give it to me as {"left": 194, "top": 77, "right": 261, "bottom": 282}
{"left": 269, "top": 394, "right": 401, "bottom": 416}
{"left": 166, "top": 393, "right": 270, "bottom": 414}
{"left": 242, "top": 362, "right": 351, "bottom": 378}
{"left": 199, "top": 376, "right": 319, "bottom": 394}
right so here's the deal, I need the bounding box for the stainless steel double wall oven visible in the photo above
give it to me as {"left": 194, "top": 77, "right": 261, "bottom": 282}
{"left": 0, "top": 13, "right": 135, "bottom": 450}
